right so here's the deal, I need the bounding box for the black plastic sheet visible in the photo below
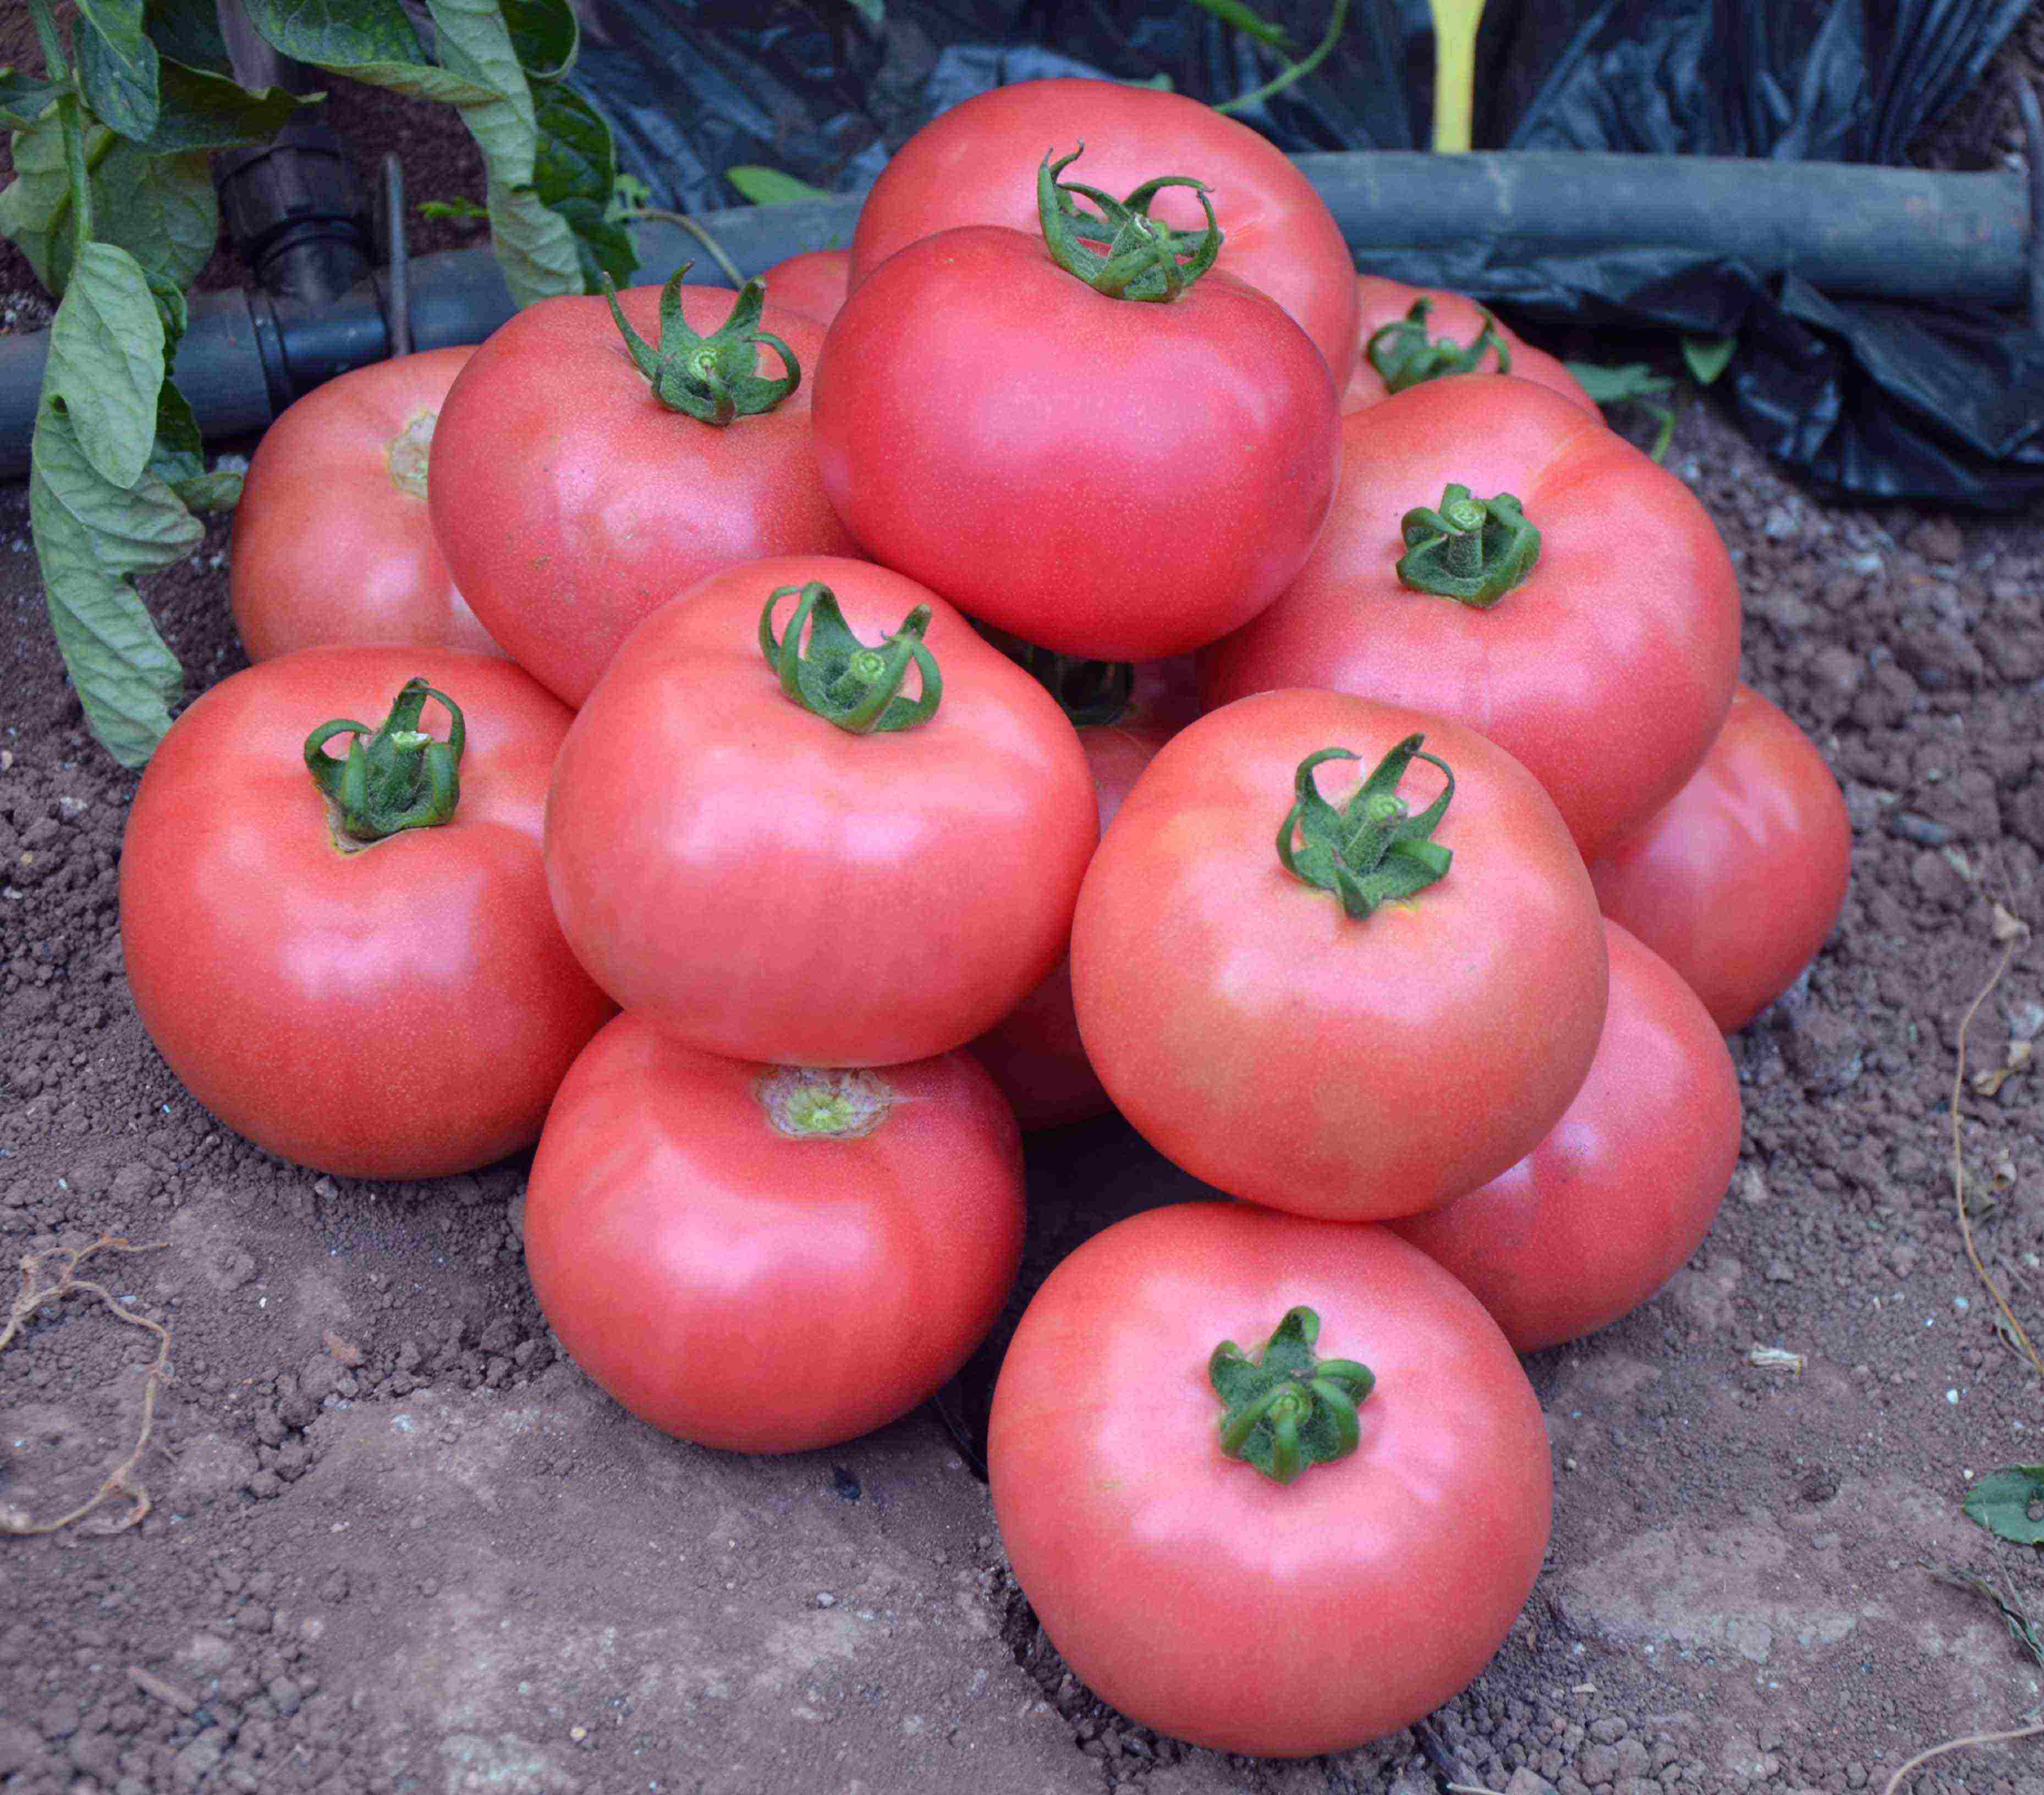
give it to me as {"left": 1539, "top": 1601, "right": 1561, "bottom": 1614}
{"left": 576, "top": 0, "right": 2040, "bottom": 506}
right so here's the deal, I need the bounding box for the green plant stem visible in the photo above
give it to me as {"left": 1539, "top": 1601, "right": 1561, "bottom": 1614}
{"left": 1215, "top": 0, "right": 1350, "bottom": 116}
{"left": 28, "top": 0, "right": 92, "bottom": 265}
{"left": 622, "top": 207, "right": 745, "bottom": 289}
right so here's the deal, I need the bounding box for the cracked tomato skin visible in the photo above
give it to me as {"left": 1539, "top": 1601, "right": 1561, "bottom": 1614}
{"left": 543, "top": 556, "right": 1098, "bottom": 1067}
{"left": 1204, "top": 376, "right": 1741, "bottom": 861}
{"left": 988, "top": 1201, "right": 1552, "bottom": 1757}
{"left": 1342, "top": 276, "right": 1595, "bottom": 416}
{"left": 815, "top": 225, "right": 1339, "bottom": 660}
{"left": 1070, "top": 689, "right": 1607, "bottom": 1220}
{"left": 119, "top": 648, "right": 613, "bottom": 1179}
{"left": 758, "top": 248, "right": 850, "bottom": 328}
{"left": 232, "top": 347, "right": 501, "bottom": 662}
{"left": 1392, "top": 920, "right": 1740, "bottom": 1351}
{"left": 525, "top": 1014, "right": 1024, "bottom": 1453}
{"left": 848, "top": 78, "right": 1360, "bottom": 387}
{"left": 1589, "top": 684, "right": 1852, "bottom": 1033}
{"left": 426, "top": 283, "right": 855, "bottom": 708}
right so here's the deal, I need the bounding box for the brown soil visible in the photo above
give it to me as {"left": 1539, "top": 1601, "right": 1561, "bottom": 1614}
{"left": 7, "top": 15, "right": 2044, "bottom": 1795}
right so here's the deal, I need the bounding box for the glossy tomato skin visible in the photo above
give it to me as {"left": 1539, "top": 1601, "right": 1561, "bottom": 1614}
{"left": 759, "top": 248, "right": 850, "bottom": 327}
{"left": 120, "top": 648, "right": 613, "bottom": 1179}
{"left": 427, "top": 283, "right": 855, "bottom": 707}
{"left": 1342, "top": 276, "right": 1595, "bottom": 415}
{"left": 1072, "top": 689, "right": 1607, "bottom": 1219}
{"left": 969, "top": 680, "right": 1185, "bottom": 1128}
{"left": 1206, "top": 377, "right": 1739, "bottom": 861}
{"left": 232, "top": 348, "right": 500, "bottom": 661}
{"left": 1590, "top": 684, "right": 1852, "bottom": 1032}
{"left": 815, "top": 226, "right": 1339, "bottom": 660}
{"left": 526, "top": 1016, "right": 1024, "bottom": 1453}
{"left": 545, "top": 556, "right": 1098, "bottom": 1067}
{"left": 990, "top": 1202, "right": 1552, "bottom": 1757}
{"left": 849, "top": 78, "right": 1360, "bottom": 386}
{"left": 1392, "top": 921, "right": 1740, "bottom": 1351}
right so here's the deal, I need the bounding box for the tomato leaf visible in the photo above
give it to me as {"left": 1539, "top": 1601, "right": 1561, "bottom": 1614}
{"left": 0, "top": 69, "right": 61, "bottom": 130}
{"left": 724, "top": 165, "right": 833, "bottom": 207}
{"left": 1681, "top": 334, "right": 1736, "bottom": 387}
{"left": 47, "top": 242, "right": 164, "bottom": 490}
{"left": 1185, "top": 0, "right": 1293, "bottom": 49}
{"left": 145, "top": 0, "right": 234, "bottom": 76}
{"left": 146, "top": 60, "right": 313, "bottom": 153}
{"left": 482, "top": 172, "right": 582, "bottom": 307}
{"left": 94, "top": 141, "right": 218, "bottom": 294}
{"left": 417, "top": 196, "right": 488, "bottom": 219}
{"left": 1964, "top": 1466, "right": 2044, "bottom": 1544}
{"left": 0, "top": 108, "right": 78, "bottom": 293}
{"left": 532, "top": 81, "right": 635, "bottom": 290}
{"left": 76, "top": 0, "right": 150, "bottom": 81}
{"left": 501, "top": 0, "right": 579, "bottom": 82}
{"left": 29, "top": 395, "right": 198, "bottom": 768}
{"left": 78, "top": 12, "right": 162, "bottom": 144}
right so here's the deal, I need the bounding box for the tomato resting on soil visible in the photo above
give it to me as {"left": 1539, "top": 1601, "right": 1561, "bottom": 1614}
{"left": 231, "top": 348, "right": 500, "bottom": 662}
{"left": 1589, "top": 683, "right": 1853, "bottom": 1033}
{"left": 1342, "top": 275, "right": 1595, "bottom": 416}
{"left": 989, "top": 1201, "right": 1552, "bottom": 1757}
{"left": 1071, "top": 688, "right": 1607, "bottom": 1220}
{"left": 848, "top": 78, "right": 1361, "bottom": 386}
{"left": 816, "top": 153, "right": 1339, "bottom": 660}
{"left": 1204, "top": 376, "right": 1741, "bottom": 860}
{"left": 427, "top": 274, "right": 855, "bottom": 707}
{"left": 525, "top": 1015, "right": 1024, "bottom": 1453}
{"left": 544, "top": 556, "right": 1098, "bottom": 1067}
{"left": 1392, "top": 919, "right": 1741, "bottom": 1351}
{"left": 120, "top": 648, "right": 613, "bottom": 1179}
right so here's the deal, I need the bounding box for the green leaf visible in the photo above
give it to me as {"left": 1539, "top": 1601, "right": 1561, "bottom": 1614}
{"left": 238, "top": 0, "right": 496, "bottom": 104}
{"left": 146, "top": 60, "right": 313, "bottom": 153}
{"left": 170, "top": 468, "right": 242, "bottom": 512}
{"left": 502, "top": 0, "right": 579, "bottom": 80}
{"left": 484, "top": 172, "right": 581, "bottom": 308}
{"left": 1563, "top": 360, "right": 1673, "bottom": 405}
{"left": 76, "top": 0, "right": 151, "bottom": 80}
{"left": 94, "top": 143, "right": 218, "bottom": 294}
{"left": 845, "top": 0, "right": 884, "bottom": 23}
{"left": 0, "top": 108, "right": 78, "bottom": 293}
{"left": 1681, "top": 333, "right": 1736, "bottom": 387}
{"left": 144, "top": 373, "right": 203, "bottom": 488}
{"left": 724, "top": 165, "right": 833, "bottom": 206}
{"left": 417, "top": 195, "right": 488, "bottom": 219}
{"left": 1964, "top": 1466, "right": 2044, "bottom": 1544}
{"left": 29, "top": 396, "right": 197, "bottom": 767}
{"left": 78, "top": 14, "right": 162, "bottom": 143}
{"left": 1185, "top": 0, "right": 1292, "bottom": 48}
{"left": 0, "top": 68, "right": 62, "bottom": 130}
{"left": 533, "top": 82, "right": 634, "bottom": 289}
{"left": 47, "top": 242, "right": 164, "bottom": 489}
{"left": 427, "top": 0, "right": 541, "bottom": 186}
{"left": 146, "top": 0, "right": 233, "bottom": 76}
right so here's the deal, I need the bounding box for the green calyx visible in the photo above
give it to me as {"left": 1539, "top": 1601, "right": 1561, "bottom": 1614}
{"left": 1278, "top": 735, "right": 1454, "bottom": 919}
{"left": 1036, "top": 146, "right": 1222, "bottom": 302}
{"left": 1211, "top": 1307, "right": 1375, "bottom": 1485}
{"left": 760, "top": 582, "right": 942, "bottom": 734}
{"left": 1366, "top": 297, "right": 1513, "bottom": 394}
{"left": 304, "top": 678, "right": 465, "bottom": 847}
{"left": 602, "top": 263, "right": 798, "bottom": 425}
{"left": 1395, "top": 483, "right": 1541, "bottom": 608}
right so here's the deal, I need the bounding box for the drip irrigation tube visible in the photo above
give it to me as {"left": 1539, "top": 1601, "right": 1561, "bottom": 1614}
{"left": 0, "top": 150, "right": 2035, "bottom": 481}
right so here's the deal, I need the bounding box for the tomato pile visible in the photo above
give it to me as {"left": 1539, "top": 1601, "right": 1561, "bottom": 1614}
{"left": 119, "top": 76, "right": 1855, "bottom": 1760}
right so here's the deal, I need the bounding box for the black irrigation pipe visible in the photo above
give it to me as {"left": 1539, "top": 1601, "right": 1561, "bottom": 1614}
{"left": 0, "top": 149, "right": 2036, "bottom": 481}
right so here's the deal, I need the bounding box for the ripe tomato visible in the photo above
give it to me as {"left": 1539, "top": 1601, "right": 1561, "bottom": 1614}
{"left": 759, "top": 247, "right": 849, "bottom": 327}
{"left": 525, "top": 1015, "right": 1024, "bottom": 1453}
{"left": 231, "top": 348, "right": 500, "bottom": 662}
{"left": 989, "top": 1202, "right": 1552, "bottom": 1757}
{"left": 1204, "top": 376, "right": 1741, "bottom": 860}
{"left": 427, "top": 276, "right": 855, "bottom": 707}
{"left": 1590, "top": 684, "right": 1852, "bottom": 1032}
{"left": 815, "top": 200, "right": 1339, "bottom": 659}
{"left": 1071, "top": 688, "right": 1607, "bottom": 1220}
{"left": 970, "top": 662, "right": 1195, "bottom": 1128}
{"left": 1342, "top": 276, "right": 1594, "bottom": 416}
{"left": 1391, "top": 921, "right": 1740, "bottom": 1351}
{"left": 849, "top": 78, "right": 1360, "bottom": 386}
{"left": 120, "top": 648, "right": 612, "bottom": 1179}
{"left": 545, "top": 556, "right": 1098, "bottom": 1067}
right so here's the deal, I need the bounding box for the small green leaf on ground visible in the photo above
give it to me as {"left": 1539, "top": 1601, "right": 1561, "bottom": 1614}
{"left": 1964, "top": 1466, "right": 2044, "bottom": 1544}
{"left": 418, "top": 196, "right": 489, "bottom": 220}
{"left": 725, "top": 165, "right": 833, "bottom": 206}
{"left": 1682, "top": 334, "right": 1735, "bottom": 386}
